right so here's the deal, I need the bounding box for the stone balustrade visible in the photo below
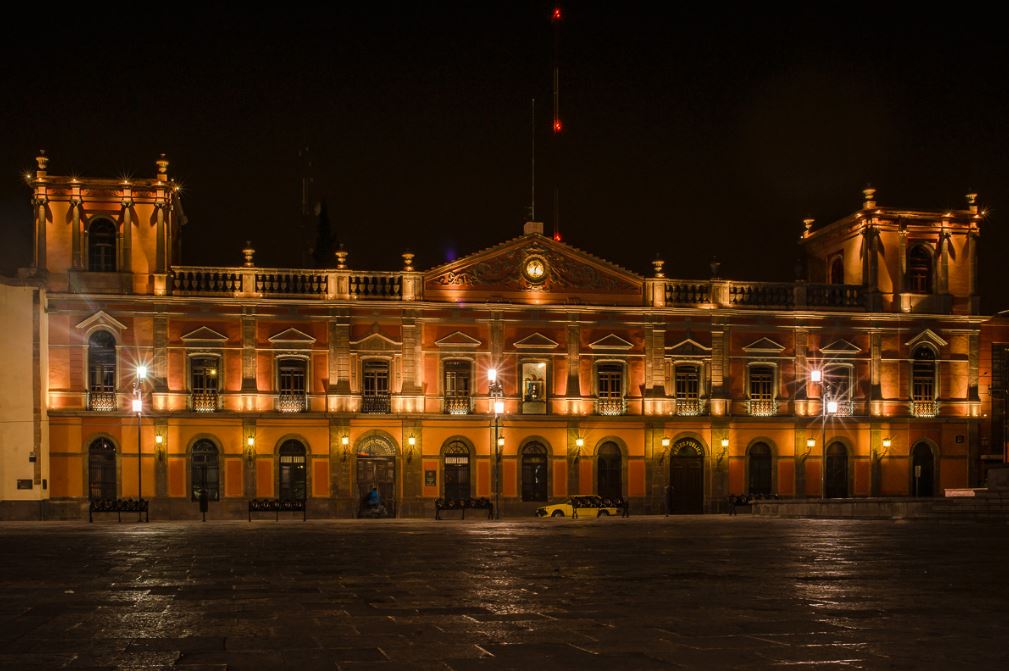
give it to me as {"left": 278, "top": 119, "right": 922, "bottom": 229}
{"left": 169, "top": 267, "right": 415, "bottom": 301}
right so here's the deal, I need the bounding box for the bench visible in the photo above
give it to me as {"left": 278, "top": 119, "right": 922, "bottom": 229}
{"left": 435, "top": 497, "right": 494, "bottom": 520}
{"left": 89, "top": 498, "right": 149, "bottom": 523}
{"left": 248, "top": 498, "right": 307, "bottom": 521}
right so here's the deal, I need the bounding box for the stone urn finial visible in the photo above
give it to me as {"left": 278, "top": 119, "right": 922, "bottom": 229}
{"left": 335, "top": 245, "right": 348, "bottom": 270}
{"left": 402, "top": 251, "right": 415, "bottom": 271}
{"left": 242, "top": 241, "right": 255, "bottom": 267}
{"left": 35, "top": 149, "right": 48, "bottom": 172}
{"left": 802, "top": 218, "right": 815, "bottom": 237}
{"left": 651, "top": 256, "right": 665, "bottom": 278}
{"left": 862, "top": 186, "right": 877, "bottom": 209}
{"left": 966, "top": 191, "right": 979, "bottom": 214}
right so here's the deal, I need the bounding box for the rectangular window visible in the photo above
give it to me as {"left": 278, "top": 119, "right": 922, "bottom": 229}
{"left": 748, "top": 366, "right": 774, "bottom": 400}
{"left": 443, "top": 360, "right": 471, "bottom": 398}
{"left": 363, "top": 360, "right": 390, "bottom": 396}
{"left": 823, "top": 365, "right": 851, "bottom": 400}
{"left": 278, "top": 358, "right": 307, "bottom": 394}
{"left": 597, "top": 363, "right": 623, "bottom": 398}
{"left": 674, "top": 365, "right": 700, "bottom": 399}
{"left": 191, "top": 357, "right": 220, "bottom": 393}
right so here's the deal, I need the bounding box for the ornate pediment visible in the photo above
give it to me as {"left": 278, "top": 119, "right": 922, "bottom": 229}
{"left": 820, "top": 338, "right": 861, "bottom": 355}
{"left": 435, "top": 331, "right": 481, "bottom": 348}
{"left": 588, "top": 334, "right": 634, "bottom": 351}
{"left": 352, "top": 332, "right": 401, "bottom": 352}
{"left": 906, "top": 329, "right": 948, "bottom": 350}
{"left": 268, "top": 328, "right": 316, "bottom": 346}
{"left": 666, "top": 338, "right": 711, "bottom": 356}
{"left": 75, "top": 310, "right": 127, "bottom": 335}
{"left": 180, "top": 326, "right": 229, "bottom": 343}
{"left": 742, "top": 337, "right": 785, "bottom": 354}
{"left": 513, "top": 332, "right": 560, "bottom": 350}
{"left": 423, "top": 234, "right": 642, "bottom": 301}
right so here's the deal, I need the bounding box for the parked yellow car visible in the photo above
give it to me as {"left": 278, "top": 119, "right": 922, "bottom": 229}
{"left": 536, "top": 495, "right": 622, "bottom": 518}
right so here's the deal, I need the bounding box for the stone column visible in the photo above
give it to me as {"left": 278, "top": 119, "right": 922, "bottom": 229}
{"left": 870, "top": 331, "right": 882, "bottom": 414}
{"left": 121, "top": 188, "right": 133, "bottom": 274}
{"left": 565, "top": 322, "right": 580, "bottom": 398}
{"left": 241, "top": 312, "right": 257, "bottom": 394}
{"left": 70, "top": 189, "right": 82, "bottom": 269}
{"left": 153, "top": 315, "right": 168, "bottom": 393}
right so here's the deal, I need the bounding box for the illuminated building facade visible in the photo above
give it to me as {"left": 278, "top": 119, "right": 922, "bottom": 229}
{"left": 1, "top": 153, "right": 1001, "bottom": 519}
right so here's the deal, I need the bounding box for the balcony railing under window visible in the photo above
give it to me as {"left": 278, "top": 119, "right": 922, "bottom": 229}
{"left": 596, "top": 397, "right": 627, "bottom": 416}
{"left": 361, "top": 394, "right": 391, "bottom": 414}
{"left": 88, "top": 391, "right": 117, "bottom": 412}
{"left": 191, "top": 391, "right": 219, "bottom": 413}
{"left": 911, "top": 400, "right": 939, "bottom": 418}
{"left": 747, "top": 399, "right": 778, "bottom": 417}
{"left": 673, "top": 398, "right": 706, "bottom": 416}
{"left": 278, "top": 392, "right": 307, "bottom": 413}
{"left": 828, "top": 400, "right": 854, "bottom": 417}
{"left": 444, "top": 396, "right": 472, "bottom": 415}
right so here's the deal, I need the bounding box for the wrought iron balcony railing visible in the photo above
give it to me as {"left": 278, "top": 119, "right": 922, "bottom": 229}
{"left": 673, "top": 397, "right": 706, "bottom": 416}
{"left": 747, "top": 399, "right": 778, "bottom": 417}
{"left": 88, "top": 391, "right": 117, "bottom": 412}
{"left": 278, "top": 392, "right": 307, "bottom": 413}
{"left": 828, "top": 400, "right": 854, "bottom": 417}
{"left": 361, "top": 394, "right": 392, "bottom": 414}
{"left": 191, "top": 391, "right": 219, "bottom": 413}
{"left": 596, "top": 397, "right": 627, "bottom": 416}
{"left": 444, "top": 396, "right": 472, "bottom": 415}
{"left": 911, "top": 400, "right": 939, "bottom": 418}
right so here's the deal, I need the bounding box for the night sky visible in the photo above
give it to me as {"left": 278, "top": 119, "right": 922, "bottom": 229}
{"left": 2, "top": 3, "right": 1007, "bottom": 311}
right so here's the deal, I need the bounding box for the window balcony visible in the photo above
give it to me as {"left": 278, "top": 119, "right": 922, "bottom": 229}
{"left": 595, "top": 397, "right": 627, "bottom": 416}
{"left": 444, "top": 396, "right": 472, "bottom": 415}
{"left": 191, "top": 391, "right": 219, "bottom": 413}
{"left": 88, "top": 391, "right": 117, "bottom": 412}
{"left": 361, "top": 393, "right": 391, "bottom": 414}
{"left": 911, "top": 400, "right": 939, "bottom": 418}
{"left": 829, "top": 400, "right": 853, "bottom": 417}
{"left": 278, "top": 392, "right": 307, "bottom": 413}
{"left": 673, "top": 398, "right": 706, "bottom": 416}
{"left": 747, "top": 399, "right": 777, "bottom": 417}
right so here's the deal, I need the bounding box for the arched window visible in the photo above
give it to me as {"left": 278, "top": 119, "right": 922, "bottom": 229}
{"left": 278, "top": 439, "right": 307, "bottom": 500}
{"left": 88, "top": 438, "right": 116, "bottom": 500}
{"left": 748, "top": 442, "right": 772, "bottom": 496}
{"left": 908, "top": 245, "right": 933, "bottom": 293}
{"left": 829, "top": 256, "right": 844, "bottom": 285}
{"left": 190, "top": 439, "right": 220, "bottom": 501}
{"left": 825, "top": 443, "right": 848, "bottom": 498}
{"left": 912, "top": 347, "right": 936, "bottom": 401}
{"left": 597, "top": 442, "right": 622, "bottom": 499}
{"left": 88, "top": 219, "right": 117, "bottom": 272}
{"left": 521, "top": 442, "right": 548, "bottom": 501}
{"left": 87, "top": 331, "right": 117, "bottom": 411}
{"left": 443, "top": 440, "right": 470, "bottom": 499}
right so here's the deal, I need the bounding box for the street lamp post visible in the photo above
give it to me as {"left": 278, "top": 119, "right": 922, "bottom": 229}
{"left": 488, "top": 368, "right": 504, "bottom": 519}
{"left": 132, "top": 365, "right": 147, "bottom": 522}
{"left": 811, "top": 368, "right": 839, "bottom": 499}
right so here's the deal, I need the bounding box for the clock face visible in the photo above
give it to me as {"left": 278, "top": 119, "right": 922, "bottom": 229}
{"left": 524, "top": 257, "right": 547, "bottom": 283}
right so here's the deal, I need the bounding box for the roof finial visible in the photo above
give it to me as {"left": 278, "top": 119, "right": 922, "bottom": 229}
{"left": 402, "top": 251, "right": 415, "bottom": 271}
{"left": 156, "top": 154, "right": 169, "bottom": 181}
{"left": 335, "top": 244, "right": 348, "bottom": 270}
{"left": 862, "top": 185, "right": 877, "bottom": 209}
{"left": 35, "top": 149, "right": 48, "bottom": 174}
{"left": 652, "top": 255, "right": 665, "bottom": 278}
{"left": 966, "top": 191, "right": 978, "bottom": 215}
{"left": 242, "top": 241, "right": 255, "bottom": 267}
{"left": 802, "top": 218, "right": 815, "bottom": 237}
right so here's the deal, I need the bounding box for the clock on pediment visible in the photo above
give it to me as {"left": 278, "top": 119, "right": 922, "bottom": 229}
{"left": 522, "top": 254, "right": 548, "bottom": 285}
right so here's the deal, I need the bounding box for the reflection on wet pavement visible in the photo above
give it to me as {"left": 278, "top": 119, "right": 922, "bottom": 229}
{"left": 0, "top": 517, "right": 1006, "bottom": 669}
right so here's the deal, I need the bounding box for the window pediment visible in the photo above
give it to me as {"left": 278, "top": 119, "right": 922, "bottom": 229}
{"left": 181, "top": 326, "right": 229, "bottom": 343}
{"left": 513, "top": 332, "right": 560, "bottom": 350}
{"left": 352, "top": 332, "right": 402, "bottom": 352}
{"left": 666, "top": 338, "right": 711, "bottom": 356}
{"left": 75, "top": 310, "right": 127, "bottom": 335}
{"left": 268, "top": 328, "right": 316, "bottom": 347}
{"left": 588, "top": 334, "right": 634, "bottom": 351}
{"left": 905, "top": 329, "right": 948, "bottom": 350}
{"left": 819, "top": 339, "right": 861, "bottom": 355}
{"left": 435, "top": 331, "right": 482, "bottom": 348}
{"left": 742, "top": 337, "right": 785, "bottom": 354}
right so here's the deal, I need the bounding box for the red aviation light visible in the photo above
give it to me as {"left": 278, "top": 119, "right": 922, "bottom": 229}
{"left": 552, "top": 7, "right": 562, "bottom": 21}
{"left": 553, "top": 232, "right": 562, "bottom": 241}
{"left": 553, "top": 119, "right": 563, "bottom": 133}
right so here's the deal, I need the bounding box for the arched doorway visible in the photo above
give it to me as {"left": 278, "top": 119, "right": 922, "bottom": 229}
{"left": 825, "top": 442, "right": 848, "bottom": 498}
{"left": 88, "top": 438, "right": 116, "bottom": 500}
{"left": 357, "top": 436, "right": 397, "bottom": 514}
{"left": 190, "top": 439, "right": 220, "bottom": 501}
{"left": 597, "top": 442, "right": 622, "bottom": 500}
{"left": 443, "top": 440, "right": 471, "bottom": 499}
{"left": 669, "top": 439, "right": 704, "bottom": 514}
{"left": 278, "top": 439, "right": 307, "bottom": 501}
{"left": 748, "top": 442, "right": 772, "bottom": 496}
{"left": 521, "top": 442, "right": 548, "bottom": 501}
{"left": 911, "top": 442, "right": 935, "bottom": 497}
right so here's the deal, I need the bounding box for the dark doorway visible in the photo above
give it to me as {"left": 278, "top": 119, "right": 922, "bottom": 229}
{"left": 825, "top": 442, "right": 848, "bottom": 498}
{"left": 357, "top": 438, "right": 397, "bottom": 514}
{"left": 443, "top": 440, "right": 470, "bottom": 499}
{"left": 669, "top": 439, "right": 704, "bottom": 514}
{"left": 278, "top": 439, "right": 307, "bottom": 501}
{"left": 911, "top": 442, "right": 935, "bottom": 497}
{"left": 748, "top": 442, "right": 772, "bottom": 496}
{"left": 597, "top": 442, "right": 622, "bottom": 499}
{"left": 190, "top": 439, "right": 220, "bottom": 501}
{"left": 521, "top": 442, "right": 548, "bottom": 501}
{"left": 88, "top": 438, "right": 116, "bottom": 500}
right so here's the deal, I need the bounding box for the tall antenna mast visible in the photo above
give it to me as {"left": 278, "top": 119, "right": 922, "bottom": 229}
{"left": 530, "top": 98, "right": 536, "bottom": 221}
{"left": 551, "top": 4, "right": 563, "bottom": 241}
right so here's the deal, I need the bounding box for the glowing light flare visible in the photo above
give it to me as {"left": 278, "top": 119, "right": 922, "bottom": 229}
{"left": 552, "top": 119, "right": 563, "bottom": 133}
{"left": 136, "top": 365, "right": 148, "bottom": 380}
{"left": 493, "top": 400, "right": 505, "bottom": 415}
{"left": 826, "top": 399, "right": 838, "bottom": 414}
{"left": 720, "top": 437, "right": 730, "bottom": 449}
{"left": 806, "top": 438, "right": 816, "bottom": 449}
{"left": 553, "top": 232, "right": 562, "bottom": 242}
{"left": 810, "top": 369, "right": 822, "bottom": 382}
{"left": 487, "top": 368, "right": 497, "bottom": 383}
{"left": 551, "top": 6, "right": 562, "bottom": 21}
{"left": 131, "top": 398, "right": 143, "bottom": 413}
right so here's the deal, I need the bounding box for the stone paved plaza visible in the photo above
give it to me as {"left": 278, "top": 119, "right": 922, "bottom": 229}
{"left": 0, "top": 516, "right": 1006, "bottom": 670}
